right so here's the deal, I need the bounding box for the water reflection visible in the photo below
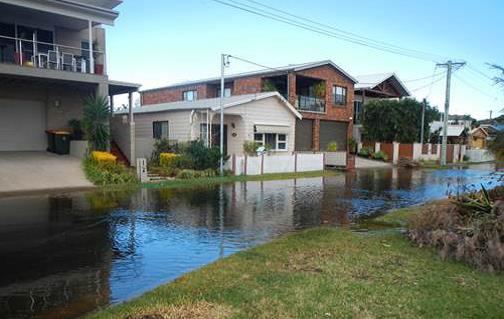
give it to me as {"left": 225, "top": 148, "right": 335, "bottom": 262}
{"left": 0, "top": 165, "right": 500, "bottom": 318}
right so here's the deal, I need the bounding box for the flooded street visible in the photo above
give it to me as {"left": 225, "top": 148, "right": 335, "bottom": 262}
{"left": 0, "top": 165, "right": 501, "bottom": 318}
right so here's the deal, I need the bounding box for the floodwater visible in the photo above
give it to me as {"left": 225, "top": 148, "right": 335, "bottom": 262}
{"left": 0, "top": 165, "right": 501, "bottom": 318}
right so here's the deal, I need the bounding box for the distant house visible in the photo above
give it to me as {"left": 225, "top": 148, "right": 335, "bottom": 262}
{"left": 140, "top": 60, "right": 357, "bottom": 152}
{"left": 438, "top": 126, "right": 468, "bottom": 144}
{"left": 112, "top": 92, "right": 302, "bottom": 161}
{"left": 353, "top": 73, "right": 410, "bottom": 142}
{"left": 469, "top": 124, "right": 502, "bottom": 149}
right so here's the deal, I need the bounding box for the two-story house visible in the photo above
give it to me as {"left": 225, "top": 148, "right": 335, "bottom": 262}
{"left": 353, "top": 73, "right": 410, "bottom": 143}
{"left": 0, "top": 0, "right": 139, "bottom": 155}
{"left": 140, "top": 60, "right": 357, "bottom": 152}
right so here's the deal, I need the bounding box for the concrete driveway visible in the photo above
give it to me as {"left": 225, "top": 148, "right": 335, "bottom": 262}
{"left": 355, "top": 157, "right": 392, "bottom": 168}
{"left": 0, "top": 152, "right": 94, "bottom": 195}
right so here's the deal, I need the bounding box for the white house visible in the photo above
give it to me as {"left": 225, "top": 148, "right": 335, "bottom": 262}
{"left": 111, "top": 92, "right": 302, "bottom": 163}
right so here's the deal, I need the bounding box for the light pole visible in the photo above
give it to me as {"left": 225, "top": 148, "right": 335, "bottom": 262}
{"left": 219, "top": 54, "right": 230, "bottom": 176}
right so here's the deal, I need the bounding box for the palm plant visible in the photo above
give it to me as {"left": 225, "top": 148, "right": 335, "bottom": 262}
{"left": 83, "top": 95, "right": 110, "bottom": 151}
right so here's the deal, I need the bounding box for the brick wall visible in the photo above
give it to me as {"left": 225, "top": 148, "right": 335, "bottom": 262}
{"left": 141, "top": 84, "right": 208, "bottom": 105}
{"left": 233, "top": 77, "right": 262, "bottom": 95}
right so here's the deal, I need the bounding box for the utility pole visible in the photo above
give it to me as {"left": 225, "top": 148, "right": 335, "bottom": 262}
{"left": 420, "top": 98, "right": 426, "bottom": 145}
{"left": 436, "top": 60, "right": 466, "bottom": 166}
{"left": 489, "top": 110, "right": 493, "bottom": 120}
{"left": 219, "top": 54, "right": 230, "bottom": 176}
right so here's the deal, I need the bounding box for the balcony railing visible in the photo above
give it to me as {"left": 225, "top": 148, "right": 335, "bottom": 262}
{"left": 297, "top": 95, "right": 326, "bottom": 113}
{"left": 0, "top": 35, "right": 105, "bottom": 75}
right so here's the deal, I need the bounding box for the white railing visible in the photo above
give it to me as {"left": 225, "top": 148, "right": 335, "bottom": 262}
{"left": 0, "top": 35, "right": 105, "bottom": 75}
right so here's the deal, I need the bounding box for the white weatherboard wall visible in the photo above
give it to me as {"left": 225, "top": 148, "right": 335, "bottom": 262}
{"left": 111, "top": 115, "right": 132, "bottom": 162}
{"left": 230, "top": 153, "right": 324, "bottom": 176}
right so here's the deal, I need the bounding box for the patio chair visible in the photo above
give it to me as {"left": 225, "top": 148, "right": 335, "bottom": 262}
{"left": 37, "top": 53, "right": 49, "bottom": 68}
{"left": 61, "top": 53, "right": 75, "bottom": 71}
{"left": 48, "top": 50, "right": 59, "bottom": 69}
{"left": 75, "top": 57, "right": 87, "bottom": 73}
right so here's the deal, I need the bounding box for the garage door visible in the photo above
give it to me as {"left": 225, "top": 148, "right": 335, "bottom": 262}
{"left": 295, "top": 119, "right": 313, "bottom": 151}
{"left": 0, "top": 99, "right": 46, "bottom": 151}
{"left": 320, "top": 120, "right": 348, "bottom": 152}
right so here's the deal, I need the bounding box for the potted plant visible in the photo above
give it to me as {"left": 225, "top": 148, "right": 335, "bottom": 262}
{"left": 83, "top": 95, "right": 110, "bottom": 151}
{"left": 93, "top": 40, "right": 104, "bottom": 75}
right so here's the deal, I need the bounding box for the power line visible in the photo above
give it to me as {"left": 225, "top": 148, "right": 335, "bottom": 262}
{"left": 467, "top": 64, "right": 494, "bottom": 82}
{"left": 210, "top": 0, "right": 441, "bottom": 62}
{"left": 410, "top": 71, "right": 446, "bottom": 93}
{"left": 241, "top": 0, "right": 448, "bottom": 62}
{"left": 227, "top": 54, "right": 283, "bottom": 72}
{"left": 454, "top": 73, "right": 498, "bottom": 100}
{"left": 426, "top": 65, "right": 440, "bottom": 98}
{"left": 404, "top": 71, "right": 445, "bottom": 83}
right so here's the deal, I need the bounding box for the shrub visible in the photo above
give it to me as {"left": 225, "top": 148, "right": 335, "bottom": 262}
{"left": 408, "top": 186, "right": 504, "bottom": 272}
{"left": 150, "top": 138, "right": 177, "bottom": 165}
{"left": 488, "top": 131, "right": 504, "bottom": 161}
{"left": 91, "top": 151, "right": 116, "bottom": 164}
{"left": 83, "top": 158, "right": 138, "bottom": 186}
{"left": 358, "top": 147, "right": 373, "bottom": 158}
{"left": 176, "top": 169, "right": 197, "bottom": 179}
{"left": 326, "top": 141, "right": 338, "bottom": 152}
{"left": 347, "top": 138, "right": 357, "bottom": 154}
{"left": 83, "top": 95, "right": 110, "bottom": 151}
{"left": 184, "top": 140, "right": 222, "bottom": 171}
{"left": 159, "top": 153, "right": 181, "bottom": 168}
{"left": 372, "top": 151, "right": 389, "bottom": 162}
{"left": 243, "top": 141, "right": 262, "bottom": 156}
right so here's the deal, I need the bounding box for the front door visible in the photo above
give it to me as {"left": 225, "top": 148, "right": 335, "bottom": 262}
{"left": 201, "top": 124, "right": 228, "bottom": 155}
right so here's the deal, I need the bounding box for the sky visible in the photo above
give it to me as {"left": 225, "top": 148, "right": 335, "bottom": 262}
{"left": 105, "top": 0, "right": 504, "bottom": 120}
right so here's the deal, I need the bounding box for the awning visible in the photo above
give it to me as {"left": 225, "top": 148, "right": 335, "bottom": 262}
{"left": 254, "top": 124, "right": 291, "bottom": 134}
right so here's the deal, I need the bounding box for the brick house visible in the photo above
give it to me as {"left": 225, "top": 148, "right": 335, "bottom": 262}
{"left": 140, "top": 61, "right": 357, "bottom": 152}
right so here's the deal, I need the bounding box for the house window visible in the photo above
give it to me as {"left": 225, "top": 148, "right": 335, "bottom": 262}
{"left": 254, "top": 133, "right": 287, "bottom": 151}
{"left": 183, "top": 90, "right": 197, "bottom": 101}
{"left": 332, "top": 86, "right": 347, "bottom": 105}
{"left": 353, "top": 101, "right": 362, "bottom": 124}
{"left": 153, "top": 121, "right": 169, "bottom": 139}
{"left": 217, "top": 87, "right": 232, "bottom": 98}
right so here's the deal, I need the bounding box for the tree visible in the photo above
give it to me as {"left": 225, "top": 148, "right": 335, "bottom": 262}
{"left": 490, "top": 64, "right": 504, "bottom": 88}
{"left": 362, "top": 99, "right": 440, "bottom": 143}
{"left": 488, "top": 131, "right": 504, "bottom": 161}
{"left": 83, "top": 95, "right": 110, "bottom": 151}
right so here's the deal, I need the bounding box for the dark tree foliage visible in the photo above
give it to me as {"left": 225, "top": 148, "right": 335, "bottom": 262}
{"left": 488, "top": 131, "right": 504, "bottom": 161}
{"left": 490, "top": 64, "right": 504, "bottom": 88}
{"left": 362, "top": 99, "right": 440, "bottom": 143}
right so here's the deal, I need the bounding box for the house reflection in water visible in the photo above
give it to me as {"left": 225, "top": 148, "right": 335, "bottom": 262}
{"left": 0, "top": 195, "right": 113, "bottom": 319}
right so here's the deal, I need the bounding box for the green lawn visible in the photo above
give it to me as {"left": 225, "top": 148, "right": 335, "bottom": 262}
{"left": 142, "top": 170, "right": 340, "bottom": 190}
{"left": 88, "top": 226, "right": 504, "bottom": 319}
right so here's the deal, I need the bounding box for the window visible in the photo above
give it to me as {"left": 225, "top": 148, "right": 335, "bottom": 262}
{"left": 183, "top": 90, "right": 197, "bottom": 101}
{"left": 217, "top": 87, "right": 232, "bottom": 98}
{"left": 353, "top": 101, "right": 362, "bottom": 124}
{"left": 254, "top": 133, "right": 287, "bottom": 151}
{"left": 332, "top": 86, "right": 347, "bottom": 105}
{"left": 153, "top": 121, "right": 169, "bottom": 139}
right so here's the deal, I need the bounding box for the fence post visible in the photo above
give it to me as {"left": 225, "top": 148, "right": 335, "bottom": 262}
{"left": 375, "top": 142, "right": 381, "bottom": 154}
{"left": 294, "top": 152, "right": 298, "bottom": 173}
{"left": 392, "top": 142, "right": 400, "bottom": 164}
{"left": 261, "top": 154, "right": 265, "bottom": 175}
{"left": 244, "top": 154, "right": 248, "bottom": 176}
{"left": 231, "top": 154, "right": 236, "bottom": 175}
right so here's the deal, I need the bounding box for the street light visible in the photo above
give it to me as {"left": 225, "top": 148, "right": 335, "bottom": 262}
{"left": 219, "top": 54, "right": 230, "bottom": 176}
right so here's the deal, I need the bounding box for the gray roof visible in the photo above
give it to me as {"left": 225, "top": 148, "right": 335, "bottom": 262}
{"left": 355, "top": 72, "right": 410, "bottom": 96}
{"left": 116, "top": 92, "right": 302, "bottom": 118}
{"left": 141, "top": 60, "right": 357, "bottom": 93}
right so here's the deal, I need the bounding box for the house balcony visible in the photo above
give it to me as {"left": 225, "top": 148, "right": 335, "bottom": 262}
{"left": 0, "top": 35, "right": 105, "bottom": 77}
{"left": 297, "top": 95, "right": 326, "bottom": 113}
